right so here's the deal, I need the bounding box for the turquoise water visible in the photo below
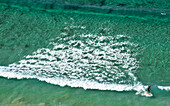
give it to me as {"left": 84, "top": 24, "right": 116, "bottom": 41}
{"left": 0, "top": 1, "right": 170, "bottom": 105}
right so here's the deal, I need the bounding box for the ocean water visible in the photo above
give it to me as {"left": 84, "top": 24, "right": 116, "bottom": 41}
{"left": 0, "top": 1, "right": 170, "bottom": 106}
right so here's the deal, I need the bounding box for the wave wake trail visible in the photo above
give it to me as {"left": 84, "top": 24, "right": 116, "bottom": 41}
{"left": 0, "top": 66, "right": 143, "bottom": 91}
{"left": 0, "top": 33, "right": 154, "bottom": 96}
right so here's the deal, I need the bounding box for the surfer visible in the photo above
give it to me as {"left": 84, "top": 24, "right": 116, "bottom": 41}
{"left": 147, "top": 85, "right": 151, "bottom": 93}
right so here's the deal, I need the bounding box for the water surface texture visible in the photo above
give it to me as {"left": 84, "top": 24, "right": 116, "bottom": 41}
{"left": 0, "top": 0, "right": 170, "bottom": 105}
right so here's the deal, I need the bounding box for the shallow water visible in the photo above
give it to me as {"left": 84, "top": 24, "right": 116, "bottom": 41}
{"left": 0, "top": 1, "right": 170, "bottom": 105}
{"left": 0, "top": 77, "right": 170, "bottom": 106}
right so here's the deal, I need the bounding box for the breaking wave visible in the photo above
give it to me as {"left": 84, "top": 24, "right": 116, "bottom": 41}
{"left": 1, "top": 32, "right": 168, "bottom": 96}
{"left": 0, "top": 33, "right": 140, "bottom": 88}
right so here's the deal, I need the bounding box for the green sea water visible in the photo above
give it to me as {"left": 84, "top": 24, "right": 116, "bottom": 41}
{"left": 0, "top": 1, "right": 170, "bottom": 106}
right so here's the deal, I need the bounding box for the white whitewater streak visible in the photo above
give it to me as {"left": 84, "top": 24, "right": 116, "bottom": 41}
{"left": 1, "top": 66, "right": 168, "bottom": 95}
{"left": 158, "top": 86, "right": 170, "bottom": 91}
{"left": 0, "top": 66, "right": 145, "bottom": 92}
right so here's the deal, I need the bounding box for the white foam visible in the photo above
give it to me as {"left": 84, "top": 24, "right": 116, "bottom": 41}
{"left": 0, "top": 66, "right": 145, "bottom": 92}
{"left": 0, "top": 66, "right": 34, "bottom": 79}
{"left": 158, "top": 86, "right": 170, "bottom": 91}
{"left": 0, "top": 34, "right": 145, "bottom": 95}
{"left": 116, "top": 35, "right": 131, "bottom": 39}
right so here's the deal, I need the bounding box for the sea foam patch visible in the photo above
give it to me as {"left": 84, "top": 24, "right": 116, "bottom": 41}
{"left": 0, "top": 33, "right": 143, "bottom": 93}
